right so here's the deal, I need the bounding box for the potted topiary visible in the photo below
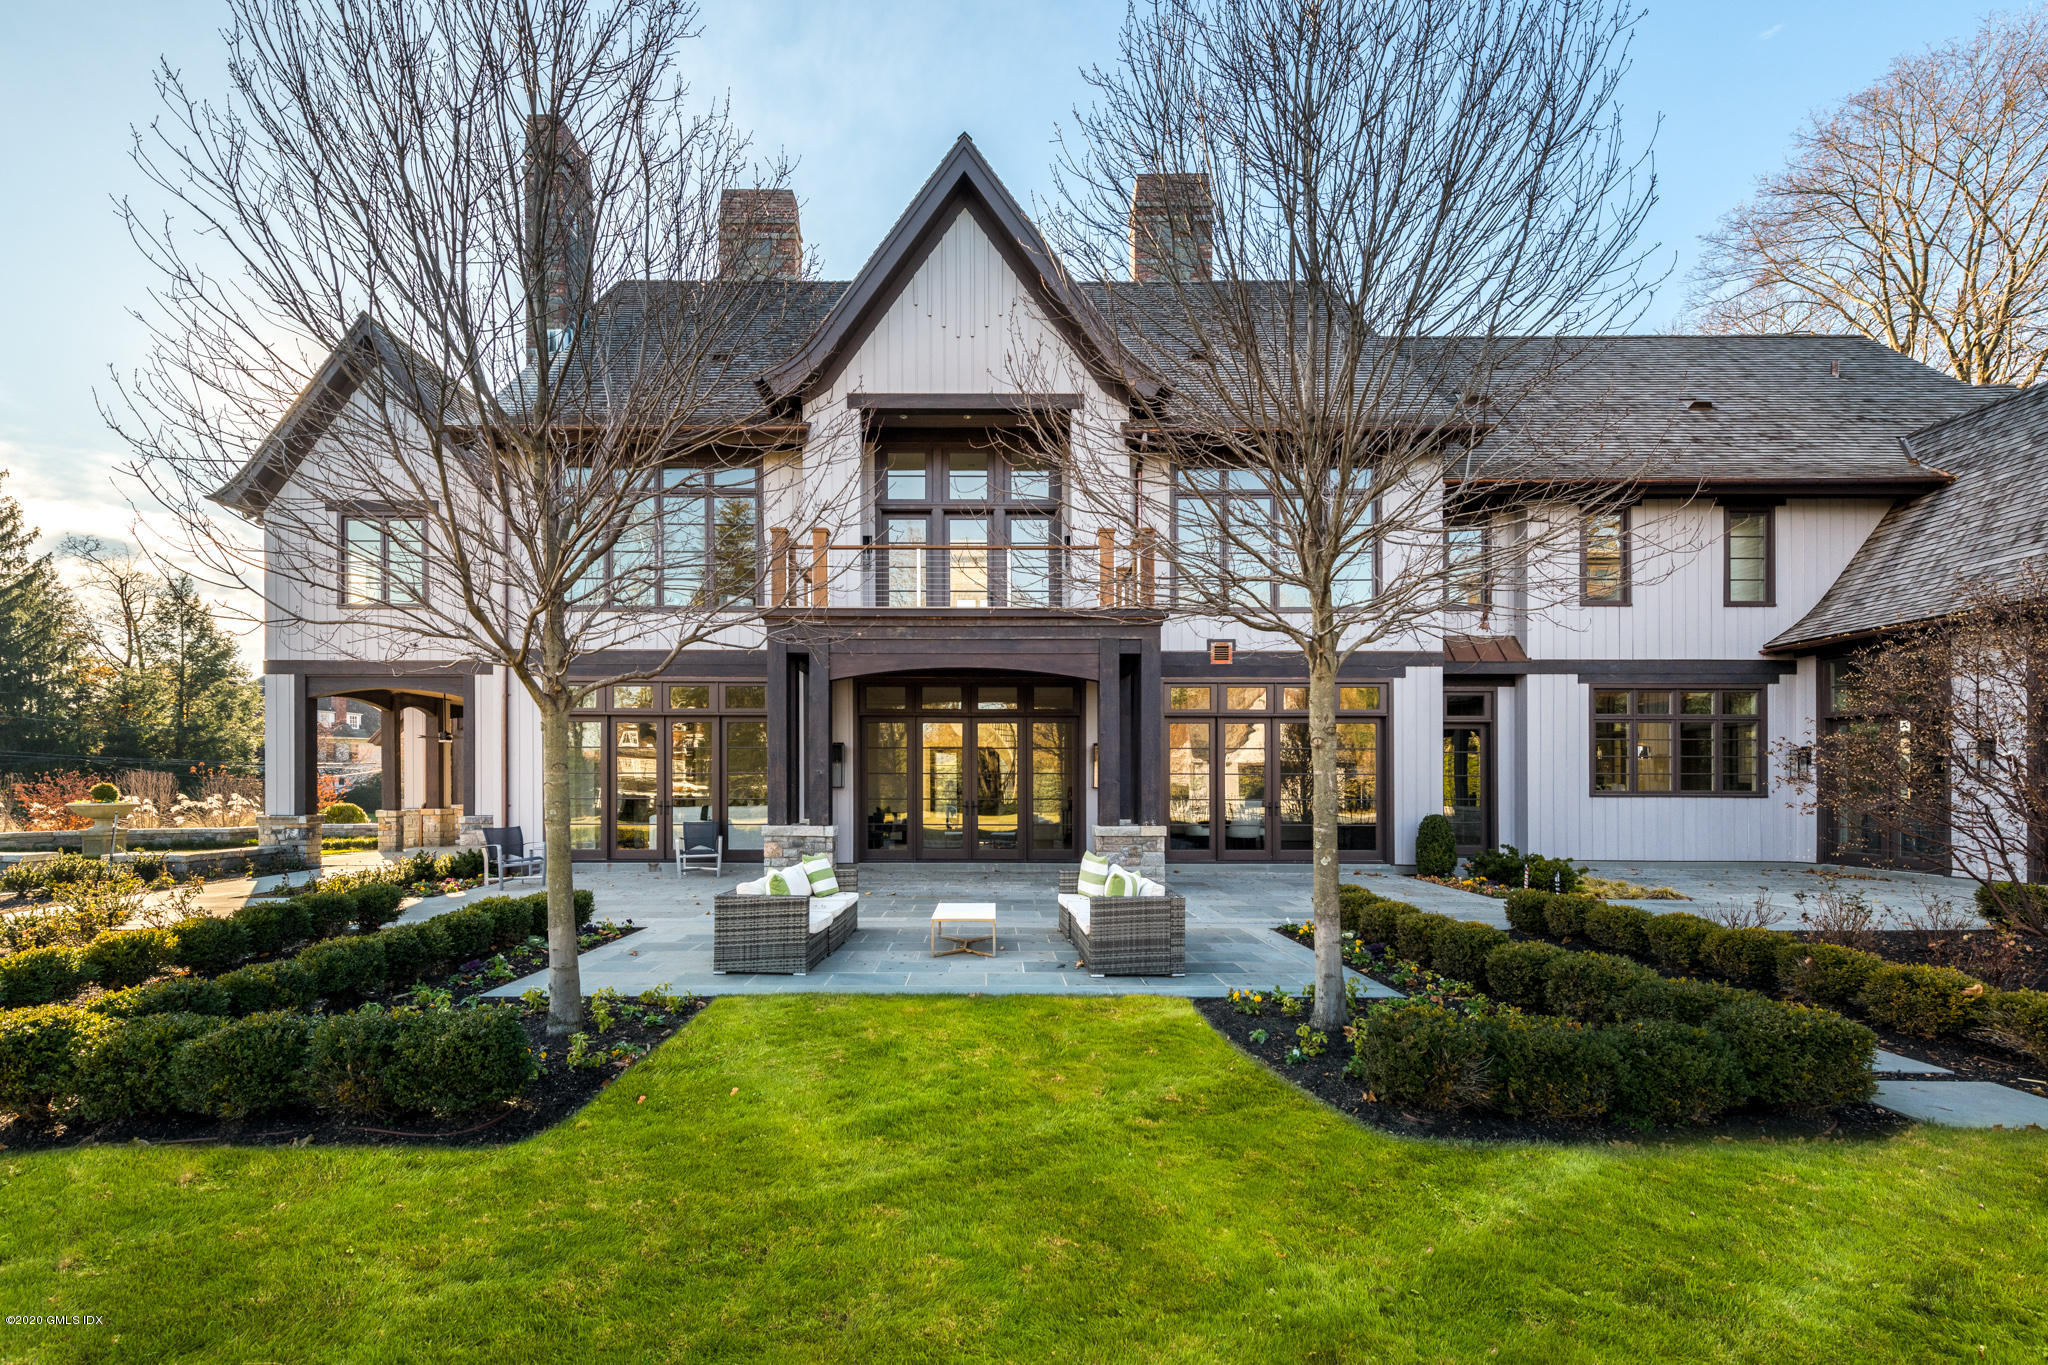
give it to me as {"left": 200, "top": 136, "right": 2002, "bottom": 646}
{"left": 67, "top": 782, "right": 140, "bottom": 858}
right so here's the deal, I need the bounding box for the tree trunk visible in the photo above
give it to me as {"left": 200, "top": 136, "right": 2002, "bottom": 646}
{"left": 538, "top": 684, "right": 584, "bottom": 1039}
{"left": 1308, "top": 647, "right": 1345, "bottom": 1031}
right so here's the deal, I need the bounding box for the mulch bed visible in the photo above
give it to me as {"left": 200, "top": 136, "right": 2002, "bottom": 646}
{"left": 1193, "top": 995, "right": 1906, "bottom": 1144}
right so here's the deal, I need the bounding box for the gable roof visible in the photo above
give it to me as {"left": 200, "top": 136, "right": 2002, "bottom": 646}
{"left": 211, "top": 314, "right": 455, "bottom": 516}
{"left": 1767, "top": 380, "right": 2048, "bottom": 651}
{"left": 754, "top": 133, "right": 1161, "bottom": 407}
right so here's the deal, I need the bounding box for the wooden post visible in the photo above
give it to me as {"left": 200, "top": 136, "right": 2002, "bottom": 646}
{"left": 1097, "top": 528, "right": 1116, "bottom": 608}
{"left": 769, "top": 526, "right": 789, "bottom": 606}
{"left": 810, "top": 527, "right": 828, "bottom": 608}
{"left": 1137, "top": 526, "right": 1156, "bottom": 607}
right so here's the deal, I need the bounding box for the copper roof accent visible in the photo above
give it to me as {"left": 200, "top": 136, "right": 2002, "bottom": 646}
{"left": 1443, "top": 633, "right": 1529, "bottom": 664}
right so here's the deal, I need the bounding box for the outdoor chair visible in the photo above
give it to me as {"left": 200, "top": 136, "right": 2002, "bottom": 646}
{"left": 674, "top": 819, "right": 724, "bottom": 877}
{"left": 1056, "top": 867, "right": 1185, "bottom": 977}
{"left": 482, "top": 826, "right": 545, "bottom": 887}
{"left": 713, "top": 865, "right": 860, "bottom": 974}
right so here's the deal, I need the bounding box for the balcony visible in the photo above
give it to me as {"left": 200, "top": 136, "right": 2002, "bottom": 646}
{"left": 765, "top": 528, "right": 1160, "bottom": 613}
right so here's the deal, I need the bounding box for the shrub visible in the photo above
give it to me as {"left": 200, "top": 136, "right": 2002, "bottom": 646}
{"left": 434, "top": 849, "right": 486, "bottom": 881}
{"left": 1395, "top": 912, "right": 1452, "bottom": 968}
{"left": 1975, "top": 880, "right": 2048, "bottom": 931}
{"left": 127, "top": 850, "right": 167, "bottom": 883}
{"left": 1861, "top": 963, "right": 1988, "bottom": 1038}
{"left": 574, "top": 889, "right": 596, "bottom": 927}
{"left": 1988, "top": 989, "right": 2048, "bottom": 1064}
{"left": 295, "top": 891, "right": 359, "bottom": 939}
{"left": 230, "top": 899, "right": 313, "bottom": 958}
{"left": 1336, "top": 884, "right": 1374, "bottom": 935}
{"left": 216, "top": 960, "right": 318, "bottom": 1016}
{"left": 306, "top": 1009, "right": 405, "bottom": 1115}
{"left": 1617, "top": 973, "right": 1743, "bottom": 1026}
{"left": 1712, "top": 997, "right": 1875, "bottom": 1110}
{"left": 1543, "top": 894, "right": 1597, "bottom": 939}
{"left": 482, "top": 896, "right": 533, "bottom": 948}
{"left": 522, "top": 892, "right": 552, "bottom": 938}
{"left": 0, "top": 945, "right": 85, "bottom": 1006}
{"left": 1643, "top": 912, "right": 1718, "bottom": 974}
{"left": 1429, "top": 921, "right": 1508, "bottom": 985}
{"left": 1414, "top": 816, "right": 1457, "bottom": 878}
{"left": 1486, "top": 1015, "right": 1618, "bottom": 1120}
{"left": 92, "top": 976, "right": 232, "bottom": 1019}
{"left": 397, "top": 849, "right": 440, "bottom": 885}
{"left": 1778, "top": 942, "right": 1883, "bottom": 1008}
{"left": 378, "top": 921, "right": 449, "bottom": 984}
{"left": 170, "top": 915, "right": 249, "bottom": 974}
{"left": 1582, "top": 902, "right": 1652, "bottom": 956}
{"left": 1352, "top": 896, "right": 1409, "bottom": 945}
{"left": 75, "top": 1012, "right": 224, "bottom": 1121}
{"left": 386, "top": 1006, "right": 534, "bottom": 1116}
{"left": 0, "top": 1005, "right": 108, "bottom": 1116}
{"left": 351, "top": 882, "right": 407, "bottom": 930}
{"left": 78, "top": 929, "right": 176, "bottom": 989}
{"left": 296, "top": 935, "right": 387, "bottom": 1000}
{"left": 1467, "top": 845, "right": 1579, "bottom": 893}
{"left": 1482, "top": 941, "right": 1566, "bottom": 1010}
{"left": 322, "top": 802, "right": 368, "bottom": 824}
{"left": 1544, "top": 951, "right": 1651, "bottom": 1024}
{"left": 1702, "top": 927, "right": 1786, "bottom": 990}
{"left": 438, "top": 907, "right": 496, "bottom": 961}
{"left": 1502, "top": 889, "right": 1554, "bottom": 936}
{"left": 1609, "top": 1019, "right": 1745, "bottom": 1125}
{"left": 172, "top": 1011, "right": 311, "bottom": 1118}
{"left": 88, "top": 781, "right": 121, "bottom": 803}
{"left": 1348, "top": 1003, "right": 1488, "bottom": 1109}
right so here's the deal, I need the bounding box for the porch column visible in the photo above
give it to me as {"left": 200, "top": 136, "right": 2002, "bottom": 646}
{"left": 379, "top": 703, "right": 401, "bottom": 813}
{"left": 1096, "top": 638, "right": 1124, "bottom": 829}
{"left": 766, "top": 639, "right": 793, "bottom": 824}
{"left": 802, "top": 647, "right": 832, "bottom": 825}
{"left": 298, "top": 682, "right": 320, "bottom": 816}
{"left": 423, "top": 697, "right": 447, "bottom": 809}
{"left": 1136, "top": 636, "right": 1163, "bottom": 825}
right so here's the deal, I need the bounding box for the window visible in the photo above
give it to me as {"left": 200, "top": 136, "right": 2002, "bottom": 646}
{"left": 600, "top": 466, "right": 758, "bottom": 608}
{"left": 341, "top": 515, "right": 425, "bottom": 606}
{"left": 874, "top": 445, "right": 1061, "bottom": 607}
{"left": 1725, "top": 507, "right": 1773, "bottom": 606}
{"left": 1581, "top": 509, "right": 1628, "bottom": 604}
{"left": 1592, "top": 687, "right": 1763, "bottom": 795}
{"left": 1445, "top": 520, "right": 1489, "bottom": 607}
{"left": 1175, "top": 468, "right": 1373, "bottom": 611}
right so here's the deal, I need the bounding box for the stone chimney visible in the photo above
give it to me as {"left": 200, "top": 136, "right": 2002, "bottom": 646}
{"left": 525, "top": 115, "right": 594, "bottom": 358}
{"left": 1129, "top": 173, "right": 1214, "bottom": 283}
{"left": 719, "top": 189, "right": 803, "bottom": 279}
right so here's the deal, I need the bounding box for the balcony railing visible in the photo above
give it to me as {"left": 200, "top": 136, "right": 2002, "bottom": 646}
{"left": 766, "top": 528, "right": 1158, "bottom": 610}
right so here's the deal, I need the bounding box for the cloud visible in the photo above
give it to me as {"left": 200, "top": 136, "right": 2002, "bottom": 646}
{"left": 1758, "top": 23, "right": 1784, "bottom": 40}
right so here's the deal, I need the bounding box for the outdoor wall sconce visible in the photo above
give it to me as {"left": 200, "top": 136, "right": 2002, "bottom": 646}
{"left": 1793, "top": 746, "right": 1814, "bottom": 781}
{"left": 830, "top": 741, "right": 845, "bottom": 789}
{"left": 436, "top": 729, "right": 454, "bottom": 745}
{"left": 1090, "top": 742, "right": 1100, "bottom": 788}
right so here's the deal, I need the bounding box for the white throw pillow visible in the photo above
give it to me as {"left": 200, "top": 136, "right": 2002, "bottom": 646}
{"left": 801, "top": 854, "right": 839, "bottom": 895}
{"left": 1078, "top": 850, "right": 1111, "bottom": 897}
{"left": 765, "top": 866, "right": 807, "bottom": 897}
{"left": 734, "top": 877, "right": 769, "bottom": 895}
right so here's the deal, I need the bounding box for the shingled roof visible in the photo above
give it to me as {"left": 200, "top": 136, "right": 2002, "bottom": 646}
{"left": 1766, "top": 382, "right": 2048, "bottom": 652}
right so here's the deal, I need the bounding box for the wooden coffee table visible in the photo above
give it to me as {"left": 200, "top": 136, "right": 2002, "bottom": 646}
{"left": 930, "top": 902, "right": 997, "bottom": 957}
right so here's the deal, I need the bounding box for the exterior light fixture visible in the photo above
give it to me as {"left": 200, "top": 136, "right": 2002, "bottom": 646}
{"left": 1794, "top": 746, "right": 1814, "bottom": 781}
{"left": 1090, "top": 742, "right": 1100, "bottom": 788}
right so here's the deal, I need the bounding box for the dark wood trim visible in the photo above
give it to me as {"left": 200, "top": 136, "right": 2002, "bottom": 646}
{"left": 1159, "top": 650, "right": 1431, "bottom": 677}
{"left": 266, "top": 659, "right": 491, "bottom": 678}
{"left": 1722, "top": 504, "right": 1777, "bottom": 608}
{"left": 294, "top": 675, "right": 316, "bottom": 816}
{"left": 766, "top": 642, "right": 793, "bottom": 825}
{"left": 1137, "top": 636, "right": 1163, "bottom": 825}
{"left": 850, "top": 392, "right": 1082, "bottom": 411}
{"left": 802, "top": 651, "right": 832, "bottom": 825}
{"left": 1096, "top": 638, "right": 1124, "bottom": 831}
{"left": 566, "top": 650, "right": 771, "bottom": 679}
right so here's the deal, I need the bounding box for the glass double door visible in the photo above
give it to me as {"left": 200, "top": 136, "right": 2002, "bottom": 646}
{"left": 579, "top": 717, "right": 768, "bottom": 861}
{"left": 863, "top": 718, "right": 1076, "bottom": 860}
{"left": 1168, "top": 719, "right": 1382, "bottom": 860}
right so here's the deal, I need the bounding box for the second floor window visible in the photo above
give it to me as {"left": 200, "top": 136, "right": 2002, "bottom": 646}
{"left": 605, "top": 467, "right": 757, "bottom": 609}
{"left": 1726, "top": 506, "right": 1773, "bottom": 605}
{"left": 1175, "top": 468, "right": 1373, "bottom": 610}
{"left": 342, "top": 515, "right": 425, "bottom": 606}
{"left": 1581, "top": 508, "right": 1628, "bottom": 604}
{"left": 1445, "top": 520, "right": 1489, "bottom": 607}
{"left": 876, "top": 445, "right": 1058, "bottom": 607}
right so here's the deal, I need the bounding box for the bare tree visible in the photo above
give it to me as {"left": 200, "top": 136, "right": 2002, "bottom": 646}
{"left": 1027, "top": 0, "right": 1661, "bottom": 1030}
{"left": 1791, "top": 566, "right": 2048, "bottom": 938}
{"left": 105, "top": 0, "right": 851, "bottom": 1035}
{"left": 1691, "top": 7, "right": 2048, "bottom": 386}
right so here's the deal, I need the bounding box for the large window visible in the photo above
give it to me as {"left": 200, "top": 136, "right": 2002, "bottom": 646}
{"left": 1592, "top": 687, "right": 1763, "bottom": 795}
{"left": 1581, "top": 509, "right": 1628, "bottom": 605}
{"left": 341, "top": 515, "right": 425, "bottom": 606}
{"left": 603, "top": 466, "right": 758, "bottom": 608}
{"left": 1174, "top": 468, "right": 1373, "bottom": 610}
{"left": 1725, "top": 506, "right": 1773, "bottom": 606}
{"left": 1445, "top": 520, "right": 1489, "bottom": 607}
{"left": 874, "top": 444, "right": 1059, "bottom": 608}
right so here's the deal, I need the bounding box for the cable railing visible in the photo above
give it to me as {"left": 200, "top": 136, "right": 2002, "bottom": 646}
{"left": 766, "top": 528, "right": 1159, "bottom": 610}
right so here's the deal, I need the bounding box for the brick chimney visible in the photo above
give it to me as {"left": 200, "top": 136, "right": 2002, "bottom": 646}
{"left": 719, "top": 189, "right": 803, "bottom": 279}
{"left": 525, "top": 115, "right": 594, "bottom": 359}
{"left": 1130, "top": 173, "right": 1214, "bottom": 283}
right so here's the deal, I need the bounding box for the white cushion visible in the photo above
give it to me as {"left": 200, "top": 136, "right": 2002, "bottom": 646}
{"left": 764, "top": 867, "right": 809, "bottom": 897}
{"left": 733, "top": 877, "right": 770, "bottom": 895}
{"left": 1078, "top": 851, "right": 1111, "bottom": 896}
{"left": 1058, "top": 892, "right": 1092, "bottom": 934}
{"left": 811, "top": 891, "right": 858, "bottom": 919}
{"left": 807, "top": 900, "right": 838, "bottom": 933}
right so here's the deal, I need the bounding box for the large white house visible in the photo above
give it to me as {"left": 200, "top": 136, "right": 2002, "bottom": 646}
{"left": 220, "top": 135, "right": 2034, "bottom": 875}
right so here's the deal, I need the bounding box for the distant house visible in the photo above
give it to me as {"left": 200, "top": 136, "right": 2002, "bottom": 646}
{"left": 219, "top": 135, "right": 2034, "bottom": 872}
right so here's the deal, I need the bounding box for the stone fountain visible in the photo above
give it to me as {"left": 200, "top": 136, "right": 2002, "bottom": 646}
{"left": 66, "top": 799, "right": 140, "bottom": 858}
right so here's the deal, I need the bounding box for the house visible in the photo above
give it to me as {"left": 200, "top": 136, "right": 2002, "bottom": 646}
{"left": 219, "top": 134, "right": 2031, "bottom": 873}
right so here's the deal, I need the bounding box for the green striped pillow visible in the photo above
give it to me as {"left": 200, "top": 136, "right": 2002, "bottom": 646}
{"left": 1078, "top": 851, "right": 1112, "bottom": 897}
{"left": 1104, "top": 866, "right": 1140, "bottom": 898}
{"left": 801, "top": 854, "right": 839, "bottom": 895}
{"left": 765, "top": 866, "right": 806, "bottom": 897}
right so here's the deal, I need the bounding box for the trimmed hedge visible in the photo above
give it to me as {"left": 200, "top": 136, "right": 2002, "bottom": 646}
{"left": 1861, "top": 964, "right": 1987, "bottom": 1038}
{"left": 0, "top": 1005, "right": 108, "bottom": 1115}
{"left": 1502, "top": 890, "right": 1552, "bottom": 937}
{"left": 1975, "top": 880, "right": 2048, "bottom": 929}
{"left": 1482, "top": 941, "right": 1566, "bottom": 1011}
{"left": 79, "top": 929, "right": 176, "bottom": 989}
{"left": 170, "top": 916, "right": 250, "bottom": 974}
{"left": 1991, "top": 989, "right": 2048, "bottom": 1059}
{"left": 1582, "top": 901, "right": 1652, "bottom": 956}
{"left": 308, "top": 1006, "right": 533, "bottom": 1118}
{"left": 1429, "top": 920, "right": 1508, "bottom": 985}
{"left": 1542, "top": 894, "right": 1598, "bottom": 939}
{"left": 297, "top": 936, "right": 388, "bottom": 1000}
{"left": 352, "top": 882, "right": 407, "bottom": 929}
{"left": 1609, "top": 1019, "right": 1746, "bottom": 1125}
{"left": 75, "top": 1012, "right": 225, "bottom": 1121}
{"left": 171, "top": 1011, "right": 311, "bottom": 1119}
{"left": 1643, "top": 912, "right": 1718, "bottom": 974}
{"left": 216, "top": 960, "right": 318, "bottom": 1016}
{"left": 1711, "top": 997, "right": 1876, "bottom": 1109}
{"left": 1543, "top": 951, "right": 1646, "bottom": 1025}
{"left": 1702, "top": 927, "right": 1784, "bottom": 990}
{"left": 233, "top": 898, "right": 313, "bottom": 957}
{"left": 1415, "top": 816, "right": 1457, "bottom": 878}
{"left": 1778, "top": 942, "right": 1882, "bottom": 1008}
{"left": 0, "top": 946, "right": 85, "bottom": 1006}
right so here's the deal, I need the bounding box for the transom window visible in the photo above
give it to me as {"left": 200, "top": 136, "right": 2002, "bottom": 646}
{"left": 1592, "top": 687, "right": 1762, "bottom": 795}
{"left": 601, "top": 466, "right": 758, "bottom": 609}
{"left": 875, "top": 444, "right": 1060, "bottom": 608}
{"left": 1174, "top": 468, "right": 1373, "bottom": 610}
{"left": 342, "top": 515, "right": 425, "bottom": 606}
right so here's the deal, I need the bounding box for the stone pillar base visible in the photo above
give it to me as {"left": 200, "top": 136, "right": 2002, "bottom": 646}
{"left": 376, "top": 808, "right": 410, "bottom": 853}
{"left": 256, "top": 814, "right": 324, "bottom": 870}
{"left": 457, "top": 813, "right": 492, "bottom": 849}
{"left": 417, "top": 806, "right": 460, "bottom": 847}
{"left": 1090, "top": 824, "right": 1166, "bottom": 879}
{"left": 762, "top": 824, "right": 835, "bottom": 869}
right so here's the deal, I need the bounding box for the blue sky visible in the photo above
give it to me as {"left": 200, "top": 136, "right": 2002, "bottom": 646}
{"left": 0, "top": 0, "right": 2005, "bottom": 567}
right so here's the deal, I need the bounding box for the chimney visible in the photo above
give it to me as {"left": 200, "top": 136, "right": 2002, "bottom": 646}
{"left": 1130, "top": 173, "right": 1213, "bottom": 283}
{"left": 719, "top": 189, "right": 803, "bottom": 279}
{"left": 525, "top": 116, "right": 594, "bottom": 359}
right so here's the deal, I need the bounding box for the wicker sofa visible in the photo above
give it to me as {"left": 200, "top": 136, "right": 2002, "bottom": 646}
{"left": 1056, "top": 868, "right": 1186, "bottom": 977}
{"left": 712, "top": 865, "right": 860, "bottom": 974}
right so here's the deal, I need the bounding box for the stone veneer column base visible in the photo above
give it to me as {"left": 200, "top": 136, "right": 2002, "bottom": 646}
{"left": 761, "top": 825, "right": 835, "bottom": 869}
{"left": 1090, "top": 824, "right": 1166, "bottom": 879}
{"left": 457, "top": 813, "right": 492, "bottom": 849}
{"left": 256, "top": 814, "right": 324, "bottom": 870}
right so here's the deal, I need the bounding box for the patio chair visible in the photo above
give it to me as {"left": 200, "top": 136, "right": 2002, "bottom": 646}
{"left": 713, "top": 865, "right": 860, "bottom": 974}
{"left": 674, "top": 819, "right": 724, "bottom": 877}
{"left": 482, "top": 826, "right": 545, "bottom": 887}
{"left": 1057, "top": 867, "right": 1185, "bottom": 977}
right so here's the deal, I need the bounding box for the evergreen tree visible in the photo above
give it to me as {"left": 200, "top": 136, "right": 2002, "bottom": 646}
{"left": 0, "top": 474, "right": 90, "bottom": 759}
{"left": 141, "top": 575, "right": 260, "bottom": 766}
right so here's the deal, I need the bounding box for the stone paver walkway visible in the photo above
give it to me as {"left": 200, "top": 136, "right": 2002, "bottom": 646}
{"left": 1871, "top": 1080, "right": 2048, "bottom": 1128}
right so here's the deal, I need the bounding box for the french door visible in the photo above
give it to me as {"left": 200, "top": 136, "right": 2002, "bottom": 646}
{"left": 593, "top": 717, "right": 766, "bottom": 861}
{"left": 1168, "top": 716, "right": 1383, "bottom": 861}
{"left": 862, "top": 714, "right": 1077, "bottom": 860}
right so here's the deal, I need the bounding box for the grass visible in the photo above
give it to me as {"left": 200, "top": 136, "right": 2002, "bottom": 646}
{"left": 1580, "top": 875, "right": 1688, "bottom": 900}
{"left": 0, "top": 995, "right": 2038, "bottom": 1363}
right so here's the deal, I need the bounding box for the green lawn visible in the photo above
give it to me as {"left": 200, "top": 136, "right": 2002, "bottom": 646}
{"left": 0, "top": 996, "right": 2038, "bottom": 1362}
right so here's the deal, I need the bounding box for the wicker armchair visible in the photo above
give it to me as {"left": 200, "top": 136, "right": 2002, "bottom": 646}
{"left": 713, "top": 865, "right": 860, "bottom": 975}
{"left": 1056, "top": 868, "right": 1185, "bottom": 976}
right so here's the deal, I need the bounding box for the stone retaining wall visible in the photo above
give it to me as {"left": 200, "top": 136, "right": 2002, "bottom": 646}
{"left": 762, "top": 825, "right": 836, "bottom": 869}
